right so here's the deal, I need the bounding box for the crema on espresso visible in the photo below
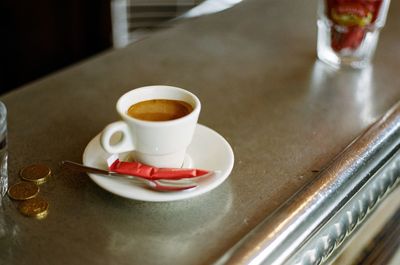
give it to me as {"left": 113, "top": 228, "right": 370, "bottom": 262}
{"left": 127, "top": 99, "right": 193, "bottom": 121}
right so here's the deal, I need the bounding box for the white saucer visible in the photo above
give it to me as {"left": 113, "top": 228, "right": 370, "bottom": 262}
{"left": 82, "top": 124, "right": 234, "bottom": 202}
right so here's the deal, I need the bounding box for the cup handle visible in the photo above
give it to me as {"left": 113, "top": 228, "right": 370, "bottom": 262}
{"left": 100, "top": 121, "right": 135, "bottom": 154}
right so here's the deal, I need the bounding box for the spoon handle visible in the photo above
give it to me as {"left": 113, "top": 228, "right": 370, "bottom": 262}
{"left": 61, "top": 160, "right": 128, "bottom": 178}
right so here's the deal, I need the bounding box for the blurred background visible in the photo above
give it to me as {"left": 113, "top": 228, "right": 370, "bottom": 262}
{"left": 0, "top": 0, "right": 112, "bottom": 94}
{"left": 0, "top": 0, "right": 242, "bottom": 95}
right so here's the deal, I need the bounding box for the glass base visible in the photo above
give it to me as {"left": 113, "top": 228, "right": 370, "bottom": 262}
{"left": 0, "top": 139, "right": 6, "bottom": 200}
{"left": 317, "top": 19, "right": 380, "bottom": 69}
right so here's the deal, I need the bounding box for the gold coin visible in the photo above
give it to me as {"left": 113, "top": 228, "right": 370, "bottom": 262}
{"left": 20, "top": 164, "right": 51, "bottom": 184}
{"left": 18, "top": 197, "right": 49, "bottom": 219}
{"left": 8, "top": 181, "right": 39, "bottom": 200}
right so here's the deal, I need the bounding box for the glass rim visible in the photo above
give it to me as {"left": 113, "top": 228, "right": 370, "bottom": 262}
{"left": 0, "top": 101, "right": 7, "bottom": 126}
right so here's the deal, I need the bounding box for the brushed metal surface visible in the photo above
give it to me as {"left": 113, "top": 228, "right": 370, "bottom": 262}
{"left": 1, "top": 0, "right": 400, "bottom": 265}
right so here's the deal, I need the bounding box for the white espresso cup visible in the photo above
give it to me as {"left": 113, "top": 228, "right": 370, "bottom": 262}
{"left": 100, "top": 85, "right": 201, "bottom": 168}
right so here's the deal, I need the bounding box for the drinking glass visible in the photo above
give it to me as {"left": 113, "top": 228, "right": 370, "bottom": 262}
{"left": 0, "top": 101, "right": 7, "bottom": 203}
{"left": 317, "top": 0, "right": 391, "bottom": 69}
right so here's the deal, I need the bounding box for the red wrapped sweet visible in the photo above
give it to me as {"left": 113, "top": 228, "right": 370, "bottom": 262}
{"left": 109, "top": 159, "right": 210, "bottom": 180}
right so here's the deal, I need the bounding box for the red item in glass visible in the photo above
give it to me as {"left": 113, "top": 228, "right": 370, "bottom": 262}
{"left": 331, "top": 26, "right": 366, "bottom": 51}
{"left": 326, "top": 0, "right": 383, "bottom": 51}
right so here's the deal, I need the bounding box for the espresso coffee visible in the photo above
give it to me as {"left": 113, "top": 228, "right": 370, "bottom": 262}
{"left": 127, "top": 99, "right": 193, "bottom": 121}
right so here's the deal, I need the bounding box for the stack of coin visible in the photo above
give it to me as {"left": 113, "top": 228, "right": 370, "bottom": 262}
{"left": 8, "top": 181, "right": 39, "bottom": 200}
{"left": 20, "top": 164, "right": 51, "bottom": 185}
{"left": 8, "top": 164, "right": 51, "bottom": 219}
{"left": 19, "top": 197, "right": 49, "bottom": 219}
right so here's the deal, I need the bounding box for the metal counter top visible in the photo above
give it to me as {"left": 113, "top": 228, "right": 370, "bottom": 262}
{"left": 1, "top": 0, "right": 400, "bottom": 264}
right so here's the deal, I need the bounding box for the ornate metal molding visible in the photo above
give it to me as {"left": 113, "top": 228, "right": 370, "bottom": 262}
{"left": 287, "top": 152, "right": 400, "bottom": 265}
{"left": 216, "top": 102, "right": 400, "bottom": 265}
